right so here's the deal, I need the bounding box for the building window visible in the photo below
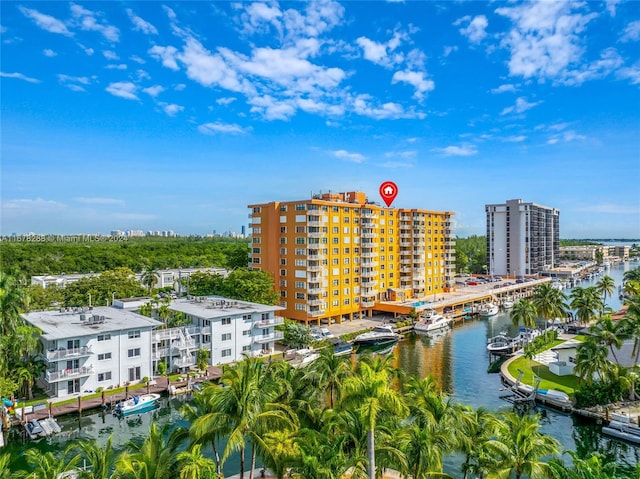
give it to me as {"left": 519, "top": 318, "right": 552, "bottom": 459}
{"left": 98, "top": 353, "right": 112, "bottom": 361}
{"left": 295, "top": 204, "right": 306, "bottom": 211}
{"left": 97, "top": 333, "right": 111, "bottom": 342}
{"left": 222, "top": 333, "right": 232, "bottom": 341}
{"left": 203, "top": 335, "right": 211, "bottom": 343}
{"left": 295, "top": 303, "right": 307, "bottom": 311}
{"left": 243, "top": 329, "right": 252, "bottom": 336}
{"left": 128, "top": 348, "right": 141, "bottom": 358}
{"left": 296, "top": 292, "right": 306, "bottom": 300}
{"left": 242, "top": 345, "right": 252, "bottom": 352}
{"left": 222, "top": 349, "right": 232, "bottom": 357}
{"left": 98, "top": 372, "right": 112, "bottom": 382}
{"left": 128, "top": 330, "right": 141, "bottom": 339}
{"left": 222, "top": 318, "right": 231, "bottom": 326}
{"left": 252, "top": 258, "right": 261, "bottom": 264}
{"left": 128, "top": 367, "right": 141, "bottom": 382}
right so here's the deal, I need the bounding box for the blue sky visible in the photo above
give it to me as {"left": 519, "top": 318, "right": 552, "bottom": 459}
{"left": 1, "top": 1, "right": 639, "bottom": 238}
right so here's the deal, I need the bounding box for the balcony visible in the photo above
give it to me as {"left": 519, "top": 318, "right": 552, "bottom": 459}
{"left": 361, "top": 259, "right": 378, "bottom": 267}
{"left": 308, "top": 310, "right": 326, "bottom": 317}
{"left": 307, "top": 232, "right": 324, "bottom": 238}
{"left": 361, "top": 269, "right": 378, "bottom": 277}
{"left": 361, "top": 290, "right": 377, "bottom": 298}
{"left": 46, "top": 366, "right": 94, "bottom": 383}
{"left": 361, "top": 211, "right": 378, "bottom": 219}
{"left": 254, "top": 331, "right": 285, "bottom": 343}
{"left": 46, "top": 346, "right": 92, "bottom": 362}
{"left": 152, "top": 346, "right": 172, "bottom": 360}
{"left": 307, "top": 286, "right": 325, "bottom": 295}
{"left": 361, "top": 241, "right": 379, "bottom": 248}
{"left": 307, "top": 253, "right": 325, "bottom": 261}
{"left": 307, "top": 221, "right": 323, "bottom": 227}
{"left": 361, "top": 232, "right": 378, "bottom": 239}
{"left": 254, "top": 316, "right": 285, "bottom": 328}
{"left": 307, "top": 264, "right": 325, "bottom": 272}
{"left": 175, "top": 356, "right": 196, "bottom": 368}
{"left": 308, "top": 299, "right": 324, "bottom": 306}
{"left": 361, "top": 251, "right": 377, "bottom": 258}
{"left": 361, "top": 279, "right": 378, "bottom": 287}
{"left": 361, "top": 300, "right": 375, "bottom": 308}
{"left": 400, "top": 258, "right": 412, "bottom": 265}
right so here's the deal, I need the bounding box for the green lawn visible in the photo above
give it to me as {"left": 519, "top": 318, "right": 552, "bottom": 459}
{"left": 507, "top": 357, "right": 581, "bottom": 397}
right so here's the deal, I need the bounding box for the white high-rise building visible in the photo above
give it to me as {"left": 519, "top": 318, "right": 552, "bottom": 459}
{"left": 485, "top": 199, "right": 560, "bottom": 277}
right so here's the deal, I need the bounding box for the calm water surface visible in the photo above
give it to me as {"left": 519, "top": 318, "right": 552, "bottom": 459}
{"left": 6, "top": 260, "right": 640, "bottom": 475}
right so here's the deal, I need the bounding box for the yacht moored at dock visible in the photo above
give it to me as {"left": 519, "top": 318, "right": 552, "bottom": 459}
{"left": 113, "top": 393, "right": 161, "bottom": 417}
{"left": 478, "top": 303, "right": 499, "bottom": 317}
{"left": 353, "top": 325, "right": 399, "bottom": 347}
{"left": 414, "top": 311, "right": 452, "bottom": 333}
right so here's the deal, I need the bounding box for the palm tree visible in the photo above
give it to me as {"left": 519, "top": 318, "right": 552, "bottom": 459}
{"left": 176, "top": 444, "right": 219, "bottom": 479}
{"left": 492, "top": 411, "right": 560, "bottom": 479}
{"left": 73, "top": 437, "right": 116, "bottom": 479}
{"left": 532, "top": 283, "right": 567, "bottom": 331}
{"left": 620, "top": 295, "right": 640, "bottom": 364}
{"left": 115, "top": 423, "right": 184, "bottom": 479}
{"left": 183, "top": 388, "right": 225, "bottom": 476}
{"left": 141, "top": 269, "right": 158, "bottom": 294}
{"left": 16, "top": 448, "right": 81, "bottom": 479}
{"left": 0, "top": 272, "right": 29, "bottom": 336}
{"left": 457, "top": 407, "right": 502, "bottom": 479}
{"left": 192, "top": 358, "right": 294, "bottom": 479}
{"left": 570, "top": 287, "right": 602, "bottom": 326}
{"left": 340, "top": 358, "right": 408, "bottom": 479}
{"left": 548, "top": 451, "right": 632, "bottom": 479}
{"left": 589, "top": 316, "right": 624, "bottom": 363}
{"left": 307, "top": 347, "right": 351, "bottom": 409}
{"left": 596, "top": 275, "right": 616, "bottom": 315}
{"left": 510, "top": 299, "right": 538, "bottom": 332}
{"left": 573, "top": 337, "right": 615, "bottom": 385}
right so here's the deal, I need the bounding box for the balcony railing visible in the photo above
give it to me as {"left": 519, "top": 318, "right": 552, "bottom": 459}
{"left": 361, "top": 300, "right": 375, "bottom": 308}
{"left": 308, "top": 299, "right": 324, "bottom": 306}
{"left": 254, "top": 331, "right": 285, "bottom": 343}
{"left": 308, "top": 310, "right": 325, "bottom": 317}
{"left": 46, "top": 346, "right": 92, "bottom": 362}
{"left": 307, "top": 287, "right": 325, "bottom": 294}
{"left": 174, "top": 356, "right": 196, "bottom": 368}
{"left": 152, "top": 346, "right": 172, "bottom": 360}
{"left": 307, "top": 264, "right": 325, "bottom": 272}
{"left": 307, "top": 232, "right": 324, "bottom": 238}
{"left": 46, "top": 366, "right": 94, "bottom": 383}
{"left": 254, "top": 316, "right": 285, "bottom": 328}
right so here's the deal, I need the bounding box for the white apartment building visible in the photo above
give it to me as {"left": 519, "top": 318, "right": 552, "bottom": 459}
{"left": 31, "top": 267, "right": 228, "bottom": 290}
{"left": 486, "top": 199, "right": 560, "bottom": 277}
{"left": 163, "top": 296, "right": 284, "bottom": 368}
{"left": 22, "top": 307, "right": 161, "bottom": 399}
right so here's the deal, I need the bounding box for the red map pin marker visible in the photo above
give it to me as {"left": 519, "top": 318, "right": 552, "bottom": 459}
{"left": 379, "top": 181, "right": 398, "bottom": 207}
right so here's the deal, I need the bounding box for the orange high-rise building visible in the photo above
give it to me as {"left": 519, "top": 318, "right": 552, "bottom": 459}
{"left": 248, "top": 191, "right": 455, "bottom": 324}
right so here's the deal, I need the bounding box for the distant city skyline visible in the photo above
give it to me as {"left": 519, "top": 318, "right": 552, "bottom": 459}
{"left": 1, "top": 2, "right": 639, "bottom": 238}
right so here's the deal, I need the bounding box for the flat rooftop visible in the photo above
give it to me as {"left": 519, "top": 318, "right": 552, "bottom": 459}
{"left": 169, "top": 296, "right": 284, "bottom": 319}
{"left": 23, "top": 306, "right": 162, "bottom": 340}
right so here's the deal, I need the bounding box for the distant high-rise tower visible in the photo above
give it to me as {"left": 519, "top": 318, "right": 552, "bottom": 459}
{"left": 485, "top": 199, "right": 560, "bottom": 277}
{"left": 241, "top": 225, "right": 246, "bottom": 237}
{"left": 249, "top": 191, "right": 456, "bottom": 324}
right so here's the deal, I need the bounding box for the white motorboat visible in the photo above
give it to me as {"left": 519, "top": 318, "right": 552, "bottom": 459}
{"left": 353, "top": 325, "right": 399, "bottom": 347}
{"left": 25, "top": 418, "right": 46, "bottom": 440}
{"left": 479, "top": 303, "right": 499, "bottom": 317}
{"left": 602, "top": 420, "right": 640, "bottom": 444}
{"left": 501, "top": 298, "right": 514, "bottom": 310}
{"left": 414, "top": 311, "right": 452, "bottom": 333}
{"left": 486, "top": 332, "right": 521, "bottom": 355}
{"left": 113, "top": 393, "right": 161, "bottom": 416}
{"left": 328, "top": 338, "right": 354, "bottom": 357}
{"left": 288, "top": 348, "right": 321, "bottom": 369}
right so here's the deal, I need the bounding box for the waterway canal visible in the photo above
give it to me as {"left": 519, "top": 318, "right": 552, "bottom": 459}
{"left": 5, "top": 260, "right": 640, "bottom": 475}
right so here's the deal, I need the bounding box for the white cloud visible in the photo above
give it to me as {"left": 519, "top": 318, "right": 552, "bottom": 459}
{"left": 130, "top": 55, "right": 146, "bottom": 64}
{"left": 19, "top": 6, "right": 72, "bottom": 36}
{"left": 606, "top": 0, "right": 622, "bottom": 17}
{"left": 2, "top": 198, "right": 66, "bottom": 211}
{"left": 456, "top": 15, "right": 488, "bottom": 43}
{"left": 249, "top": 95, "right": 297, "bottom": 120}
{"left": 503, "top": 135, "right": 527, "bottom": 142}
{"left": 547, "top": 130, "right": 587, "bottom": 144}
{"left": 216, "top": 97, "right": 237, "bottom": 105}
{"left": 105, "top": 82, "right": 138, "bottom": 100}
{"left": 490, "top": 84, "right": 516, "bottom": 94}
{"left": 331, "top": 150, "right": 366, "bottom": 163}
{"left": 391, "top": 70, "right": 435, "bottom": 101}
{"left": 443, "top": 46, "right": 458, "bottom": 57}
{"left": 0, "top": 72, "right": 40, "bottom": 83}
{"left": 103, "top": 50, "right": 119, "bottom": 60}
{"left": 198, "top": 122, "right": 248, "bottom": 135}
{"left": 496, "top": 2, "right": 597, "bottom": 83}
{"left": 351, "top": 94, "right": 424, "bottom": 120}
{"left": 159, "top": 103, "right": 184, "bottom": 116}
{"left": 621, "top": 20, "right": 640, "bottom": 43}
{"left": 500, "top": 96, "right": 541, "bottom": 115}
{"left": 105, "top": 64, "right": 127, "bottom": 70}
{"left": 432, "top": 144, "right": 478, "bottom": 156}
{"left": 58, "top": 74, "right": 91, "bottom": 92}
{"left": 70, "top": 4, "right": 120, "bottom": 42}
{"left": 149, "top": 45, "right": 180, "bottom": 71}
{"left": 576, "top": 203, "right": 640, "bottom": 214}
{"left": 143, "top": 85, "right": 165, "bottom": 97}
{"left": 43, "top": 49, "right": 57, "bottom": 57}
{"left": 617, "top": 63, "right": 640, "bottom": 84}
{"left": 356, "top": 30, "right": 407, "bottom": 68}
{"left": 74, "top": 197, "right": 125, "bottom": 206}
{"left": 385, "top": 150, "right": 416, "bottom": 159}
{"left": 126, "top": 8, "right": 158, "bottom": 35}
